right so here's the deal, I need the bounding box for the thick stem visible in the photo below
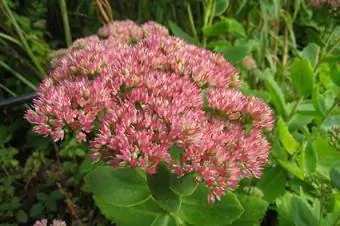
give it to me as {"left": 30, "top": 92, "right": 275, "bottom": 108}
{"left": 186, "top": 2, "right": 198, "bottom": 40}
{"left": 59, "top": 0, "right": 72, "bottom": 47}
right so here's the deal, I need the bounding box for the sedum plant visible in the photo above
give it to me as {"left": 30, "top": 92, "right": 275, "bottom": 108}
{"left": 25, "top": 20, "right": 274, "bottom": 225}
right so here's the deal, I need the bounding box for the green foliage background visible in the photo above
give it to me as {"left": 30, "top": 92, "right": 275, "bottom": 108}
{"left": 0, "top": 0, "right": 339, "bottom": 225}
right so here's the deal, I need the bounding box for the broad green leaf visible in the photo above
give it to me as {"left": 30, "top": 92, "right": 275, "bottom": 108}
{"left": 203, "top": 18, "right": 245, "bottom": 38}
{"left": 97, "top": 197, "right": 165, "bottom": 226}
{"left": 29, "top": 203, "right": 44, "bottom": 217}
{"left": 331, "top": 64, "right": 340, "bottom": 87}
{"left": 207, "top": 40, "right": 231, "bottom": 51}
{"left": 203, "top": 21, "right": 229, "bottom": 37}
{"left": 277, "top": 118, "right": 299, "bottom": 155}
{"left": 168, "top": 20, "right": 199, "bottom": 45}
{"left": 276, "top": 193, "right": 294, "bottom": 226}
{"left": 271, "top": 139, "right": 289, "bottom": 161}
{"left": 147, "top": 164, "right": 181, "bottom": 212}
{"left": 239, "top": 87, "right": 271, "bottom": 102}
{"left": 169, "top": 144, "right": 184, "bottom": 164}
{"left": 263, "top": 70, "right": 287, "bottom": 118}
{"left": 330, "top": 168, "right": 340, "bottom": 189}
{"left": 218, "top": 45, "right": 249, "bottom": 64}
{"left": 291, "top": 196, "right": 318, "bottom": 226}
{"left": 79, "top": 156, "right": 102, "bottom": 175}
{"left": 306, "top": 28, "right": 325, "bottom": 47}
{"left": 170, "top": 173, "right": 198, "bottom": 196}
{"left": 313, "top": 137, "right": 340, "bottom": 178}
{"left": 291, "top": 57, "right": 314, "bottom": 96}
{"left": 151, "top": 214, "right": 176, "bottom": 226}
{"left": 222, "top": 18, "right": 246, "bottom": 38}
{"left": 301, "top": 43, "right": 320, "bottom": 67}
{"left": 288, "top": 114, "right": 314, "bottom": 131}
{"left": 322, "top": 212, "right": 340, "bottom": 226}
{"left": 312, "top": 85, "right": 326, "bottom": 117}
{"left": 304, "top": 144, "right": 317, "bottom": 175}
{"left": 296, "top": 101, "right": 318, "bottom": 116}
{"left": 256, "top": 166, "right": 286, "bottom": 202}
{"left": 179, "top": 185, "right": 243, "bottom": 226}
{"left": 321, "top": 115, "right": 340, "bottom": 130}
{"left": 84, "top": 166, "right": 150, "bottom": 207}
{"left": 16, "top": 210, "right": 28, "bottom": 223}
{"left": 230, "top": 195, "right": 268, "bottom": 226}
{"left": 278, "top": 160, "right": 304, "bottom": 180}
{"left": 215, "top": 0, "right": 229, "bottom": 16}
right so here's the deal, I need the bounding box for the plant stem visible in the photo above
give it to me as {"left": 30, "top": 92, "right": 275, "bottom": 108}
{"left": 0, "top": 60, "right": 36, "bottom": 90}
{"left": 0, "top": 82, "right": 17, "bottom": 96}
{"left": 95, "top": 0, "right": 113, "bottom": 24}
{"left": 202, "top": 0, "right": 215, "bottom": 47}
{"left": 1, "top": 0, "right": 45, "bottom": 77}
{"left": 288, "top": 96, "right": 304, "bottom": 120}
{"left": 0, "top": 32, "right": 22, "bottom": 47}
{"left": 186, "top": 1, "right": 198, "bottom": 40}
{"left": 59, "top": 0, "right": 72, "bottom": 47}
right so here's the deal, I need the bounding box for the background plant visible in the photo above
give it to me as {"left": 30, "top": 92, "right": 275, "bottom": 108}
{"left": 0, "top": 0, "right": 339, "bottom": 225}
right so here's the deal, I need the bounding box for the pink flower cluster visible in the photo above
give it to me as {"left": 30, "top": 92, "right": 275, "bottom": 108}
{"left": 33, "top": 219, "right": 66, "bottom": 226}
{"left": 26, "top": 20, "right": 274, "bottom": 203}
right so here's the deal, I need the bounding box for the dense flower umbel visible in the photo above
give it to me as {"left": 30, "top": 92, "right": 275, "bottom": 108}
{"left": 26, "top": 20, "right": 274, "bottom": 203}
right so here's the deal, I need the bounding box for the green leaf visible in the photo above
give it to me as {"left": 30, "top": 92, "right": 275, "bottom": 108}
{"left": 207, "top": 40, "right": 231, "bottom": 51}
{"left": 179, "top": 185, "right": 243, "bottom": 226}
{"left": 276, "top": 193, "right": 294, "bottom": 226}
{"left": 313, "top": 137, "right": 340, "bottom": 178}
{"left": 277, "top": 118, "right": 299, "bottom": 155}
{"left": 16, "top": 210, "right": 28, "bottom": 223}
{"left": 330, "top": 64, "right": 340, "bottom": 87}
{"left": 291, "top": 57, "right": 314, "bottom": 96}
{"left": 84, "top": 166, "right": 150, "bottom": 207}
{"left": 271, "top": 139, "right": 288, "bottom": 161}
{"left": 301, "top": 43, "right": 320, "bottom": 67}
{"left": 97, "top": 197, "right": 165, "bottom": 226}
{"left": 203, "top": 18, "right": 245, "bottom": 38}
{"left": 170, "top": 173, "right": 198, "bottom": 196}
{"left": 147, "top": 164, "right": 181, "bottom": 212}
{"left": 168, "top": 20, "right": 199, "bottom": 45}
{"left": 215, "top": 0, "right": 229, "bottom": 16}
{"left": 151, "top": 214, "right": 176, "bottom": 226}
{"left": 330, "top": 168, "right": 340, "bottom": 189}
{"left": 278, "top": 160, "right": 304, "bottom": 180}
{"left": 263, "top": 70, "right": 287, "bottom": 118}
{"left": 79, "top": 156, "right": 101, "bottom": 175}
{"left": 169, "top": 144, "right": 184, "bottom": 164}
{"left": 291, "top": 196, "right": 318, "bottom": 226}
{"left": 218, "top": 45, "right": 249, "bottom": 64}
{"left": 304, "top": 144, "right": 317, "bottom": 175}
{"left": 321, "top": 115, "right": 340, "bottom": 131}
{"left": 203, "top": 21, "right": 229, "bottom": 37}
{"left": 256, "top": 166, "right": 286, "bottom": 202}
{"left": 30, "top": 203, "right": 44, "bottom": 217}
{"left": 222, "top": 18, "right": 246, "bottom": 38}
{"left": 288, "top": 114, "right": 314, "bottom": 131}
{"left": 230, "top": 195, "right": 268, "bottom": 226}
{"left": 239, "top": 87, "right": 271, "bottom": 102}
{"left": 296, "top": 101, "right": 318, "bottom": 116}
{"left": 312, "top": 85, "right": 326, "bottom": 117}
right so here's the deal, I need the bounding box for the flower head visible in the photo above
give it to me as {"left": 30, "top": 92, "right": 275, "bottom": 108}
{"left": 26, "top": 20, "right": 274, "bottom": 203}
